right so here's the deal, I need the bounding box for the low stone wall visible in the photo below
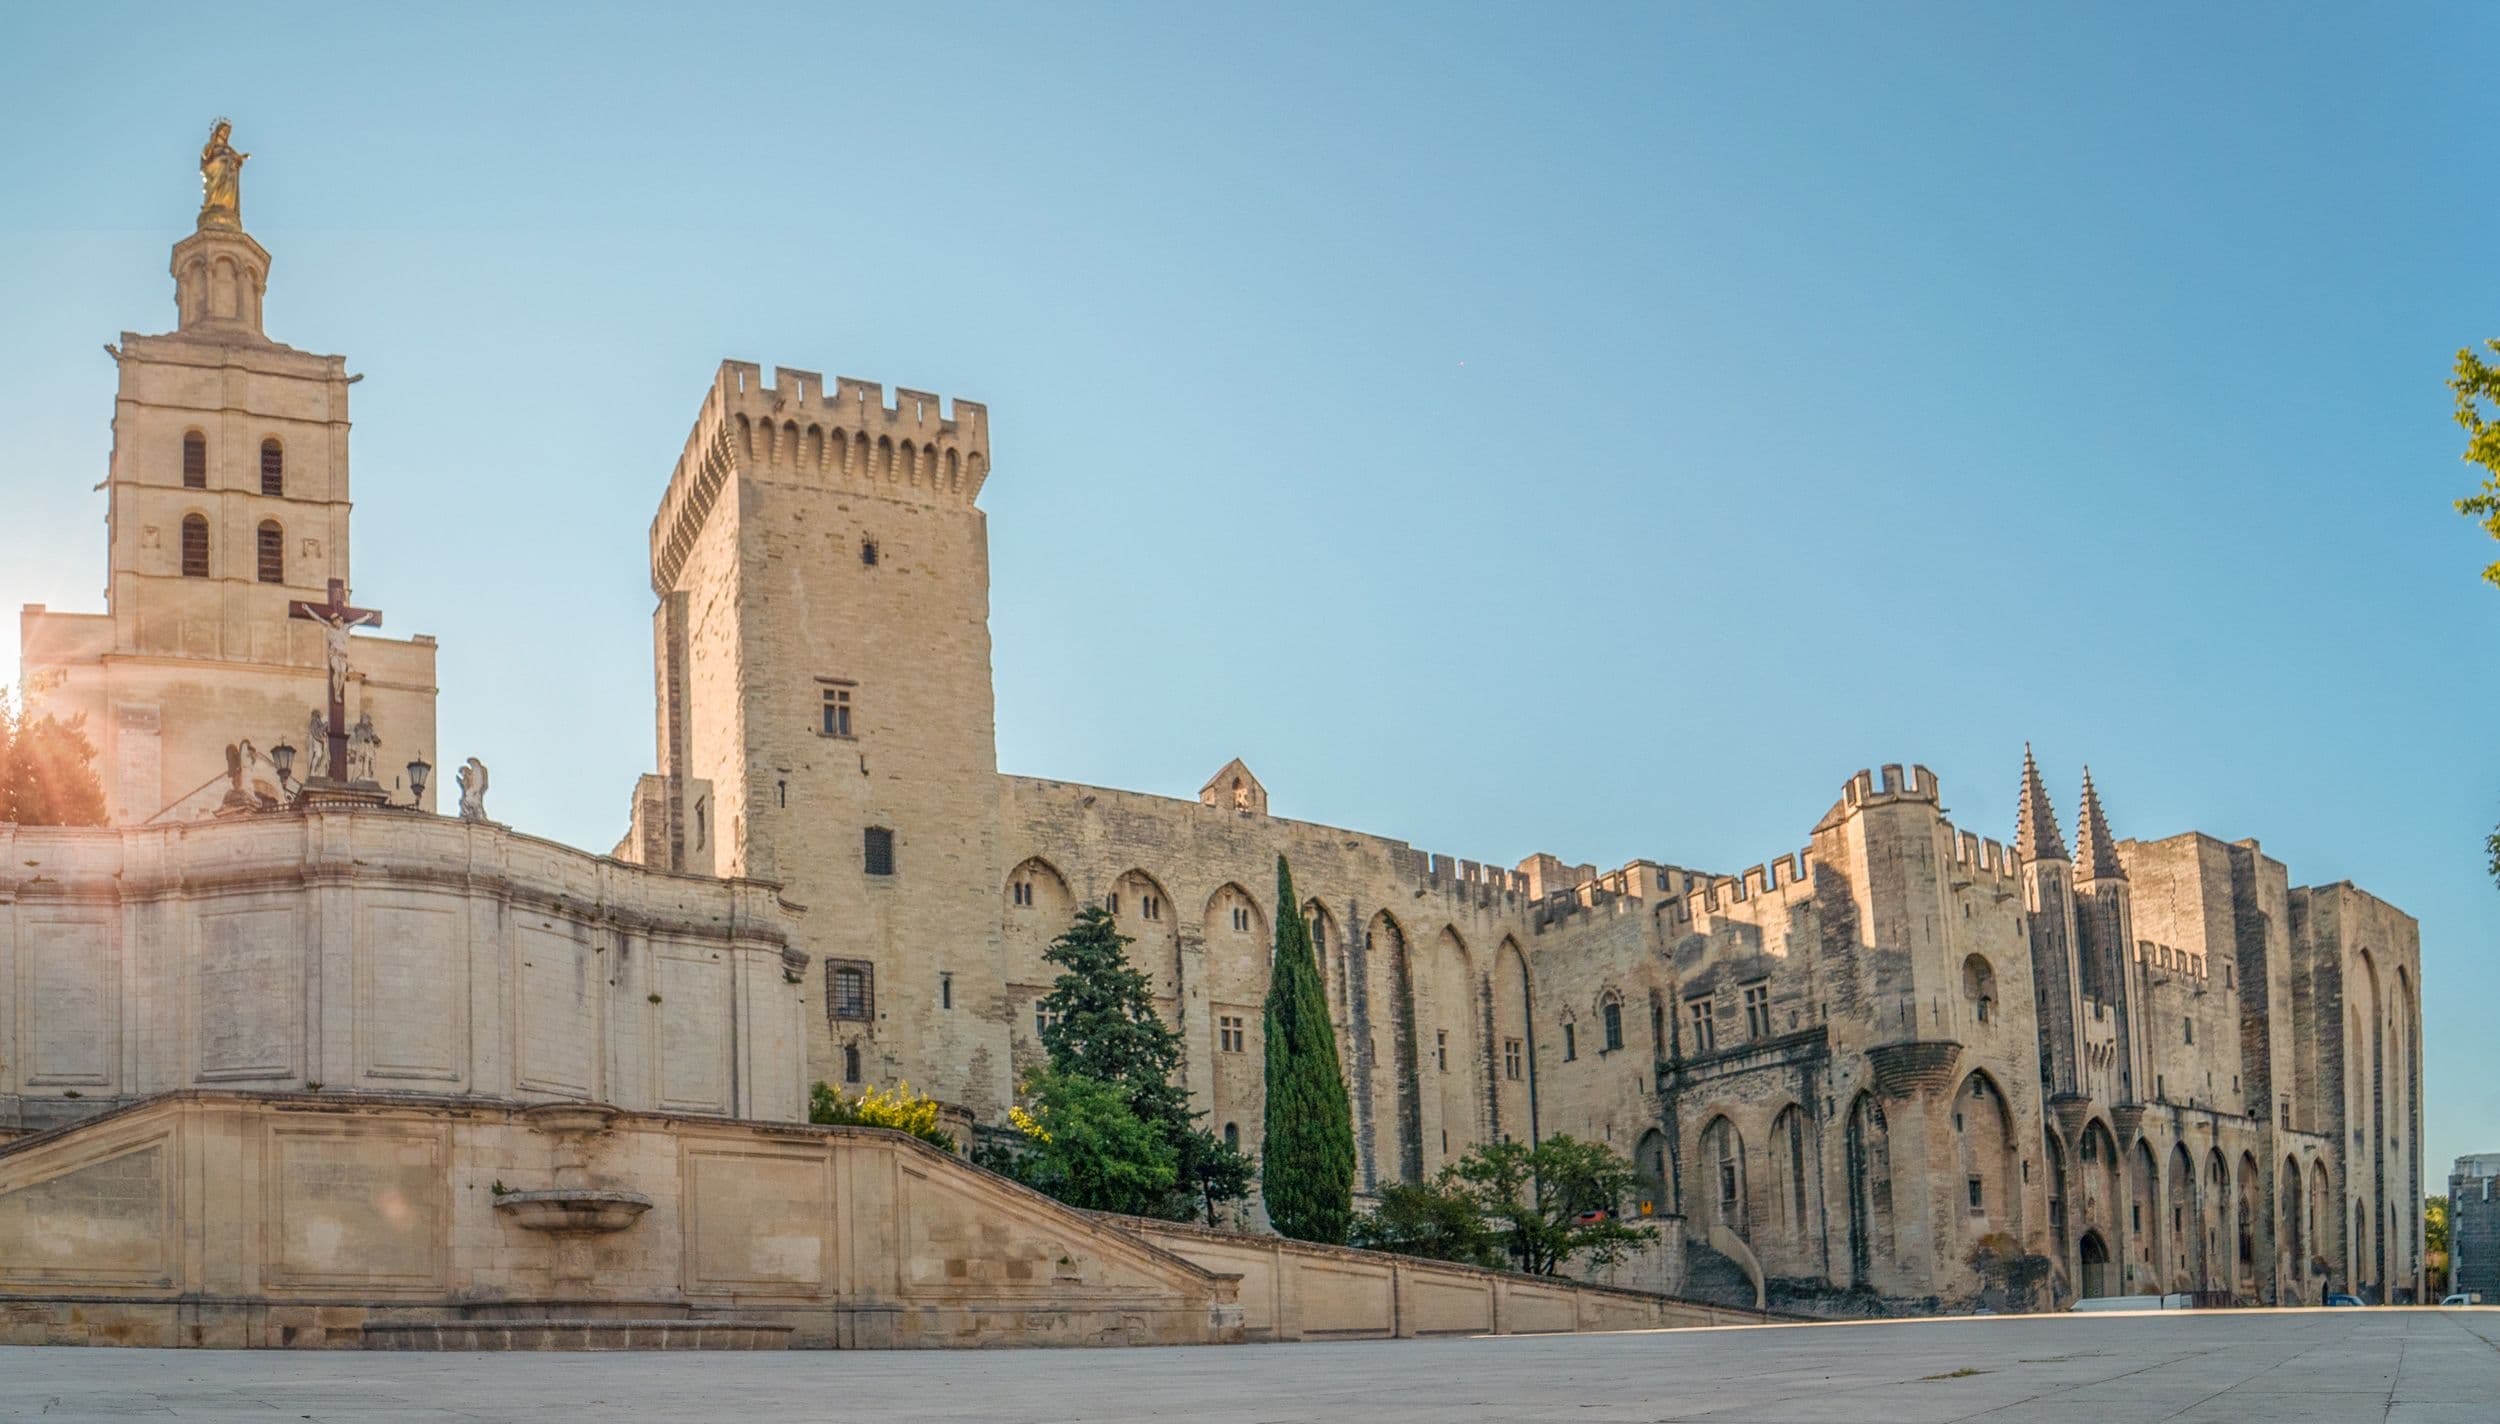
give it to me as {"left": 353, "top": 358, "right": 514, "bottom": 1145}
{"left": 1111, "top": 1217, "right": 1787, "bottom": 1341}
{"left": 0, "top": 1092, "right": 1241, "bottom": 1349}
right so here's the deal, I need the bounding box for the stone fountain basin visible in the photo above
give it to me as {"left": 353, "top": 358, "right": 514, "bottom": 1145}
{"left": 492, "top": 1190, "right": 653, "bottom": 1234}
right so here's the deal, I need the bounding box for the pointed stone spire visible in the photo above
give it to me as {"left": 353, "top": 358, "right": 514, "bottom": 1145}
{"left": 2074, "top": 766, "right": 2124, "bottom": 882}
{"left": 2016, "top": 743, "right": 2068, "bottom": 863}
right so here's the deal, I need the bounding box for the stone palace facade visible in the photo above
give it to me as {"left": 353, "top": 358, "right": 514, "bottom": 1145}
{"left": 614, "top": 360, "right": 2427, "bottom": 1311}
{"left": 12, "top": 138, "right": 2426, "bottom": 1323}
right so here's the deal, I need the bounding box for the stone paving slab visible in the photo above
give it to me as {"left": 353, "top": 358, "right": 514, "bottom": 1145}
{"left": 0, "top": 1307, "right": 2493, "bottom": 1422}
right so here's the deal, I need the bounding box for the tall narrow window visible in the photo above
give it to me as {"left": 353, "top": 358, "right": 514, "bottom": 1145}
{"left": 1562, "top": 1022, "right": 1578, "bottom": 1062}
{"left": 180, "top": 514, "right": 209, "bottom": 577}
{"left": 256, "top": 520, "right": 284, "bottom": 583}
{"left": 940, "top": 972, "right": 953, "bottom": 1010}
{"left": 821, "top": 684, "right": 853, "bottom": 737}
{"left": 1602, "top": 1000, "right": 1624, "bottom": 1052}
{"left": 1436, "top": 1028, "right": 1449, "bottom": 1071}
{"left": 863, "top": 826, "right": 894, "bottom": 876}
{"left": 1012, "top": 879, "right": 1033, "bottom": 908}
{"left": 1141, "top": 893, "right": 1161, "bottom": 921}
{"left": 1223, "top": 1123, "right": 1240, "bottom": 1151}
{"left": 181, "top": 432, "right": 206, "bottom": 489}
{"left": 842, "top": 1043, "right": 862, "bottom": 1083}
{"left": 1743, "top": 983, "right": 1771, "bottom": 1039}
{"left": 1503, "top": 1038, "right": 1523, "bottom": 1081}
{"left": 1688, "top": 997, "right": 1717, "bottom": 1053}
{"left": 259, "top": 438, "right": 283, "bottom": 496}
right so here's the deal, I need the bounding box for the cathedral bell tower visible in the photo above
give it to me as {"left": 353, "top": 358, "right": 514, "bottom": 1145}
{"left": 17, "top": 123, "right": 439, "bottom": 822}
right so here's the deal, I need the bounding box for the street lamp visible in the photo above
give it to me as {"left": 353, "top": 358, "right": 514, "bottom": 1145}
{"left": 270, "top": 740, "right": 296, "bottom": 792}
{"left": 406, "top": 756, "right": 431, "bottom": 807}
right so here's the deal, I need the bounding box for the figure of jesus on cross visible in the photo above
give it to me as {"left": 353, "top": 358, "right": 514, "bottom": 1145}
{"left": 288, "top": 578, "right": 382, "bottom": 784}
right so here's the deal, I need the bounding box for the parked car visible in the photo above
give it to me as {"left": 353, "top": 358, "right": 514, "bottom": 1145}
{"left": 2324, "top": 1293, "right": 2366, "bottom": 1307}
{"left": 2440, "top": 1293, "right": 2477, "bottom": 1306}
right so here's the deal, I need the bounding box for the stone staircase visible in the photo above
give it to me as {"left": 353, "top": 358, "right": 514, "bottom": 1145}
{"left": 1679, "top": 1240, "right": 1758, "bottom": 1310}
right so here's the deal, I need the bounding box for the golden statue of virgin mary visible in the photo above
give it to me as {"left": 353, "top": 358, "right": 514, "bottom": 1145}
{"left": 198, "top": 119, "right": 247, "bottom": 230}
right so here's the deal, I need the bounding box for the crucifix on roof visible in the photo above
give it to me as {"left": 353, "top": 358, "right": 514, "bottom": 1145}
{"left": 288, "top": 577, "right": 382, "bottom": 784}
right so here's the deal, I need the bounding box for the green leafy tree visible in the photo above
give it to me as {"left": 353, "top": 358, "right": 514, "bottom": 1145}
{"left": 0, "top": 692, "right": 107, "bottom": 827}
{"left": 1033, "top": 903, "right": 1251, "bottom": 1221}
{"left": 2449, "top": 339, "right": 2500, "bottom": 586}
{"left": 808, "top": 1078, "right": 956, "bottom": 1151}
{"left": 1350, "top": 1173, "right": 1502, "bottom": 1267}
{"left": 1450, "top": 1134, "right": 1658, "bottom": 1276}
{"left": 2427, "top": 1194, "right": 2451, "bottom": 1296}
{"left": 991, "top": 1068, "right": 1176, "bottom": 1217}
{"left": 1260, "top": 855, "right": 1356, "bottom": 1244}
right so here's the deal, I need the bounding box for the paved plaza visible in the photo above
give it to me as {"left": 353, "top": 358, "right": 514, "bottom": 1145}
{"left": 3, "top": 1308, "right": 2495, "bottom": 1422}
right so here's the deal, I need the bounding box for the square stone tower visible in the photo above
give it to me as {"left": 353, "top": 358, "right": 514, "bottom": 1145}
{"left": 20, "top": 125, "right": 437, "bottom": 820}
{"left": 634, "top": 362, "right": 1009, "bottom": 1118}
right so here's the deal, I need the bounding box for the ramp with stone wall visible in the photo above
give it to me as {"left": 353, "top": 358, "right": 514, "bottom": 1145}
{"left": 1110, "top": 1216, "right": 1791, "bottom": 1340}
{"left": 0, "top": 1092, "right": 1241, "bottom": 1349}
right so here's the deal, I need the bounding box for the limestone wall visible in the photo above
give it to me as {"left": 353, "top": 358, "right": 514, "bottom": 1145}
{"left": 0, "top": 1092, "right": 1240, "bottom": 1348}
{"left": 1111, "top": 1216, "right": 1777, "bottom": 1340}
{"left": 0, "top": 809, "right": 807, "bottom": 1134}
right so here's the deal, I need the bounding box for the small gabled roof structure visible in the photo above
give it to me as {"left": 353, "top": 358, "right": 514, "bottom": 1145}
{"left": 1199, "top": 758, "right": 1268, "bottom": 816}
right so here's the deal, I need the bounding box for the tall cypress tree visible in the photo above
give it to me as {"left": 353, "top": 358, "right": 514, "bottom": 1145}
{"left": 1260, "top": 854, "right": 1355, "bottom": 1243}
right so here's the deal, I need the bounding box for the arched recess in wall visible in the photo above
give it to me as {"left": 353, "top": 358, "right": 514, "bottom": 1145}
{"left": 1843, "top": 1093, "right": 1892, "bottom": 1287}
{"left": 1362, "top": 910, "right": 1423, "bottom": 1188}
{"left": 2044, "top": 1128, "right": 2071, "bottom": 1272}
{"left": 2278, "top": 1154, "right": 2304, "bottom": 1297}
{"left": 1202, "top": 882, "right": 1269, "bottom": 1157}
{"left": 1002, "top": 857, "right": 1075, "bottom": 1072}
{"left": 2398, "top": 963, "right": 2420, "bottom": 1286}
{"left": 1420, "top": 926, "right": 1480, "bottom": 1169}
{"left": 2079, "top": 1119, "right": 2122, "bottom": 1271}
{"left": 2308, "top": 1157, "right": 2334, "bottom": 1292}
{"left": 2236, "top": 1150, "right": 2263, "bottom": 1294}
{"left": 1954, "top": 1071, "right": 2019, "bottom": 1248}
{"left": 1960, "top": 952, "right": 1998, "bottom": 1026}
{"left": 1110, "top": 868, "right": 1182, "bottom": 1019}
{"left": 1769, "top": 1102, "right": 1811, "bottom": 1249}
{"left": 1301, "top": 899, "right": 1343, "bottom": 1024}
{"left": 2129, "top": 1139, "right": 2162, "bottom": 1292}
{"left": 2352, "top": 947, "right": 2383, "bottom": 1294}
{"left": 2166, "top": 1142, "right": 2200, "bottom": 1293}
{"left": 1631, "top": 1127, "right": 1670, "bottom": 1216}
{"left": 1492, "top": 937, "right": 1533, "bottom": 1144}
{"left": 1699, "top": 1113, "right": 1749, "bottom": 1240}
{"left": 2204, "top": 1149, "right": 2229, "bottom": 1290}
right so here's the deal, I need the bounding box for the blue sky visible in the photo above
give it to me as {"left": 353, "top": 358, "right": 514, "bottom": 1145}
{"left": 3, "top": 4, "right": 2494, "bottom": 1176}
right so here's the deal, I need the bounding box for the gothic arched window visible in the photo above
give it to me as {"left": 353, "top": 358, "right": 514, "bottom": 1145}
{"left": 260, "top": 438, "right": 284, "bottom": 496}
{"left": 181, "top": 514, "right": 209, "bottom": 577}
{"left": 256, "top": 521, "right": 284, "bottom": 584}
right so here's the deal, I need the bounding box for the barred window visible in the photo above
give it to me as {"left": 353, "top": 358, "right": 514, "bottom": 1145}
{"left": 256, "top": 520, "right": 283, "bottom": 583}
{"left": 260, "top": 438, "right": 284, "bottom": 496}
{"left": 863, "top": 826, "right": 894, "bottom": 876}
{"left": 181, "top": 514, "right": 209, "bottom": 577}
{"left": 182, "top": 432, "right": 206, "bottom": 488}
{"left": 827, "top": 959, "right": 873, "bottom": 1022}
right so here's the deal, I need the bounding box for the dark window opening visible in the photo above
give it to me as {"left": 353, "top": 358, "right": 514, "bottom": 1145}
{"left": 863, "top": 826, "right": 895, "bottom": 876}
{"left": 828, "top": 960, "right": 874, "bottom": 1022}
{"left": 180, "top": 514, "right": 209, "bottom": 577}
{"left": 1223, "top": 1122, "right": 1239, "bottom": 1151}
{"left": 842, "top": 1043, "right": 862, "bottom": 1083}
{"left": 259, "top": 438, "right": 283, "bottom": 496}
{"left": 940, "top": 972, "right": 953, "bottom": 1010}
{"left": 1969, "top": 1176, "right": 1985, "bottom": 1212}
{"left": 1562, "top": 1022, "right": 1577, "bottom": 1062}
{"left": 182, "top": 432, "right": 206, "bottom": 489}
{"left": 1602, "top": 1000, "right": 1624, "bottom": 1052}
{"left": 256, "top": 520, "right": 283, "bottom": 583}
{"left": 860, "top": 538, "right": 879, "bottom": 566}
